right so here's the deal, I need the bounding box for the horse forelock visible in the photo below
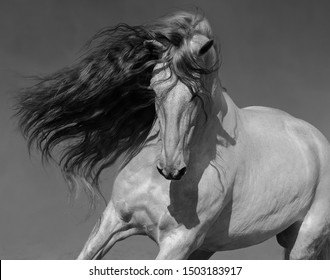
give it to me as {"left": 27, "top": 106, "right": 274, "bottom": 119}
{"left": 149, "top": 11, "right": 220, "bottom": 121}
{"left": 149, "top": 11, "right": 219, "bottom": 90}
{"left": 15, "top": 10, "right": 219, "bottom": 208}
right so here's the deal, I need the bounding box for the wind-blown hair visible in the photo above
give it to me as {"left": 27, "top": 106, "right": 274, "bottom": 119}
{"left": 15, "top": 11, "right": 220, "bottom": 205}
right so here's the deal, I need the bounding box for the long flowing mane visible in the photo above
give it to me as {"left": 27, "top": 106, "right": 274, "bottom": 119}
{"left": 15, "top": 11, "right": 219, "bottom": 205}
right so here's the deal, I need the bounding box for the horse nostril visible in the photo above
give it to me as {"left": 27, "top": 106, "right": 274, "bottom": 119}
{"left": 171, "top": 167, "right": 187, "bottom": 180}
{"left": 178, "top": 166, "right": 187, "bottom": 177}
{"left": 156, "top": 165, "right": 164, "bottom": 176}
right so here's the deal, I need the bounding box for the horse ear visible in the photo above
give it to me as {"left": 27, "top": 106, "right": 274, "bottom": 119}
{"left": 144, "top": 40, "right": 166, "bottom": 51}
{"left": 198, "top": 39, "right": 214, "bottom": 56}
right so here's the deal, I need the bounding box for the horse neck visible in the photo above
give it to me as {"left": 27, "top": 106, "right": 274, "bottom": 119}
{"left": 218, "top": 90, "right": 241, "bottom": 140}
{"left": 193, "top": 80, "right": 240, "bottom": 156}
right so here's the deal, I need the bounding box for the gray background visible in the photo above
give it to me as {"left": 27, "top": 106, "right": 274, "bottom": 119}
{"left": 1, "top": 0, "right": 330, "bottom": 259}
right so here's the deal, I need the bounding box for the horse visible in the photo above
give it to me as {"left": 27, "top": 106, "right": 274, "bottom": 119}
{"left": 16, "top": 11, "right": 330, "bottom": 260}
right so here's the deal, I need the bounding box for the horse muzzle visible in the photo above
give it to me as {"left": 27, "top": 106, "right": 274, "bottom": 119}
{"left": 156, "top": 163, "right": 187, "bottom": 180}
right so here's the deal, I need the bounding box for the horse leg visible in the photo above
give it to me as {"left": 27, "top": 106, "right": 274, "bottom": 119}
{"left": 286, "top": 179, "right": 330, "bottom": 259}
{"left": 188, "top": 249, "right": 215, "bottom": 260}
{"left": 156, "top": 229, "right": 202, "bottom": 260}
{"left": 77, "top": 201, "right": 138, "bottom": 259}
{"left": 288, "top": 216, "right": 330, "bottom": 259}
{"left": 276, "top": 222, "right": 302, "bottom": 260}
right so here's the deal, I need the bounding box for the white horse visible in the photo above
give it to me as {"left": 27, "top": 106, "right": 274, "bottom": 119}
{"left": 17, "top": 11, "right": 330, "bottom": 259}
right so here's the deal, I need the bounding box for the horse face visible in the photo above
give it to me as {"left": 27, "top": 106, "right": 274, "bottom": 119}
{"left": 150, "top": 36, "right": 214, "bottom": 180}
{"left": 152, "top": 68, "right": 199, "bottom": 180}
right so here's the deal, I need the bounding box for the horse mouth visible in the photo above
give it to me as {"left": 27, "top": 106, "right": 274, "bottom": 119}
{"left": 156, "top": 165, "right": 187, "bottom": 180}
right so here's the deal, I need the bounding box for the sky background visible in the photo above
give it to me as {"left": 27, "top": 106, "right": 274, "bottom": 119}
{"left": 1, "top": 0, "right": 330, "bottom": 260}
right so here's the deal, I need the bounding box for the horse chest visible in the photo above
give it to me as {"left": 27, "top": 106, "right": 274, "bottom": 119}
{"left": 112, "top": 163, "right": 229, "bottom": 241}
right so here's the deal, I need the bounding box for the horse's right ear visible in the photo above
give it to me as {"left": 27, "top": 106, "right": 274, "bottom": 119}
{"left": 144, "top": 40, "right": 166, "bottom": 51}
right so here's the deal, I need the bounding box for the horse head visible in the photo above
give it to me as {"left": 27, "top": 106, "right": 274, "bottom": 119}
{"left": 149, "top": 34, "right": 218, "bottom": 180}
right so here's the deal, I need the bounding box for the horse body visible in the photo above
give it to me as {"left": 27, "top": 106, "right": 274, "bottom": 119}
{"left": 77, "top": 90, "right": 330, "bottom": 259}
{"left": 16, "top": 11, "right": 330, "bottom": 259}
{"left": 201, "top": 103, "right": 328, "bottom": 251}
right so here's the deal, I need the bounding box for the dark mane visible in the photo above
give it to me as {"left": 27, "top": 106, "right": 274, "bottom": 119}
{"left": 15, "top": 11, "right": 219, "bottom": 206}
